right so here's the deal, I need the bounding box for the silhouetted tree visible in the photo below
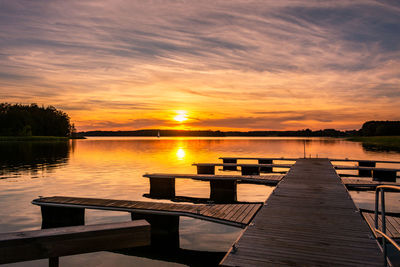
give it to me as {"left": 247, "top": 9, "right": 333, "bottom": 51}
{"left": 0, "top": 103, "right": 73, "bottom": 137}
{"left": 360, "top": 121, "right": 400, "bottom": 136}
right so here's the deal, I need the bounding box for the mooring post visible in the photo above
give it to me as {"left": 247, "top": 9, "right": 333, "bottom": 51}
{"left": 197, "top": 165, "right": 215, "bottom": 175}
{"left": 259, "top": 159, "right": 273, "bottom": 173}
{"left": 49, "top": 257, "right": 59, "bottom": 267}
{"left": 373, "top": 170, "right": 397, "bottom": 182}
{"left": 149, "top": 177, "right": 175, "bottom": 198}
{"left": 41, "top": 206, "right": 84, "bottom": 229}
{"left": 131, "top": 213, "right": 179, "bottom": 250}
{"left": 223, "top": 159, "right": 237, "bottom": 171}
{"left": 241, "top": 166, "right": 260, "bottom": 175}
{"left": 209, "top": 180, "right": 237, "bottom": 203}
{"left": 358, "top": 161, "right": 375, "bottom": 177}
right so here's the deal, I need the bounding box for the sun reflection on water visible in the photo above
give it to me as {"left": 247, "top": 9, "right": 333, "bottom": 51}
{"left": 176, "top": 148, "right": 186, "bottom": 160}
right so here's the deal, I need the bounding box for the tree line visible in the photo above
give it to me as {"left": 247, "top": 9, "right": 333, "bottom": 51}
{"left": 82, "top": 122, "right": 399, "bottom": 137}
{"left": 359, "top": 121, "right": 400, "bottom": 136}
{"left": 0, "top": 103, "right": 74, "bottom": 137}
{"left": 82, "top": 128, "right": 355, "bottom": 137}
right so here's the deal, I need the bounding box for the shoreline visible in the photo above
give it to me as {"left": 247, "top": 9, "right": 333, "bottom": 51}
{"left": 347, "top": 136, "right": 400, "bottom": 150}
{"left": 0, "top": 136, "right": 80, "bottom": 141}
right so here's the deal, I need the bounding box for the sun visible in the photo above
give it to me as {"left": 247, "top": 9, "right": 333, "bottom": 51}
{"left": 173, "top": 111, "right": 188, "bottom": 122}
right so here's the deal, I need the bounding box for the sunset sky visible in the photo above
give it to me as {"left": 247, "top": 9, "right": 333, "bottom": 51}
{"left": 1, "top": 1, "right": 399, "bottom": 131}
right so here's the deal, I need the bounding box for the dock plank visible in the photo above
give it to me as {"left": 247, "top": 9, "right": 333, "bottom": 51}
{"left": 32, "top": 197, "right": 262, "bottom": 228}
{"left": 143, "top": 173, "right": 283, "bottom": 185}
{"left": 362, "top": 211, "right": 400, "bottom": 239}
{"left": 342, "top": 177, "right": 400, "bottom": 190}
{"left": 221, "top": 159, "right": 383, "bottom": 266}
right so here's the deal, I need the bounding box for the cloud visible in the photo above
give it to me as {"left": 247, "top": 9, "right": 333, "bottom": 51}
{"left": 0, "top": 0, "right": 399, "bottom": 130}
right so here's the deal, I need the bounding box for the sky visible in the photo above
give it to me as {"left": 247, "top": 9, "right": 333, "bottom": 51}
{"left": 1, "top": 0, "right": 399, "bottom": 131}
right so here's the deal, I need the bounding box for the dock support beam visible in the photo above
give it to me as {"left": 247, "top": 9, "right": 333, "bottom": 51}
{"left": 223, "top": 159, "right": 237, "bottom": 171}
{"left": 373, "top": 170, "right": 397, "bottom": 182}
{"left": 131, "top": 213, "right": 179, "bottom": 250}
{"left": 197, "top": 165, "right": 215, "bottom": 175}
{"left": 259, "top": 159, "right": 273, "bottom": 173}
{"left": 41, "top": 206, "right": 84, "bottom": 229}
{"left": 241, "top": 166, "right": 260, "bottom": 175}
{"left": 358, "top": 161, "right": 375, "bottom": 177}
{"left": 149, "top": 177, "right": 175, "bottom": 198}
{"left": 210, "top": 180, "right": 237, "bottom": 203}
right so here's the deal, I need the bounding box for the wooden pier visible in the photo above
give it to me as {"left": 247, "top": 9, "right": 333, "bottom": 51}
{"left": 193, "top": 163, "right": 292, "bottom": 175}
{"left": 32, "top": 196, "right": 262, "bottom": 228}
{"left": 362, "top": 211, "right": 400, "bottom": 239}
{"left": 143, "top": 173, "right": 284, "bottom": 185}
{"left": 221, "top": 159, "right": 384, "bottom": 266}
{"left": 0, "top": 220, "right": 150, "bottom": 266}
{"left": 143, "top": 173, "right": 283, "bottom": 203}
{"left": 341, "top": 177, "right": 400, "bottom": 190}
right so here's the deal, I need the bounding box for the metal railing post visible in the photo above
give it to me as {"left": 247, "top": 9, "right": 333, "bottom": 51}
{"left": 381, "top": 188, "right": 387, "bottom": 267}
{"left": 374, "top": 185, "right": 400, "bottom": 267}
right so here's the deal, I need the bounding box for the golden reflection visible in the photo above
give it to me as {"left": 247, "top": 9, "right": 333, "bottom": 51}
{"left": 176, "top": 148, "right": 186, "bottom": 160}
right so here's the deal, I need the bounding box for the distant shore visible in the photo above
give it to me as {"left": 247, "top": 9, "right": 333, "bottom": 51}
{"left": 347, "top": 136, "right": 400, "bottom": 149}
{"left": 0, "top": 136, "right": 84, "bottom": 141}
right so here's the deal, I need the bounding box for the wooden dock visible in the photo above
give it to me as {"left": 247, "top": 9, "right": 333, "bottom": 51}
{"left": 32, "top": 196, "right": 262, "bottom": 228}
{"left": 362, "top": 211, "right": 400, "bottom": 239}
{"left": 221, "top": 159, "right": 383, "bottom": 266}
{"left": 143, "top": 173, "right": 283, "bottom": 185}
{"left": 0, "top": 220, "right": 150, "bottom": 266}
{"left": 341, "top": 177, "right": 400, "bottom": 190}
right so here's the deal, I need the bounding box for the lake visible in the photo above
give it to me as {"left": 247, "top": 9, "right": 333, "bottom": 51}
{"left": 1, "top": 137, "right": 400, "bottom": 266}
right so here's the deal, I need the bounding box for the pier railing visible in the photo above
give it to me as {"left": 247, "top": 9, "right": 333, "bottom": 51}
{"left": 375, "top": 185, "right": 400, "bottom": 266}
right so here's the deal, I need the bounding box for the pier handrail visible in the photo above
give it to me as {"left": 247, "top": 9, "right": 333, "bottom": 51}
{"left": 374, "top": 185, "right": 400, "bottom": 266}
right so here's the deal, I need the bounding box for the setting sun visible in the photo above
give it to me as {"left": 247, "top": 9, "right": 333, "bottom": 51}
{"left": 173, "top": 111, "right": 188, "bottom": 122}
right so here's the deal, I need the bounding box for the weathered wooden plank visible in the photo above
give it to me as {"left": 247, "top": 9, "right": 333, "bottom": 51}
{"left": 143, "top": 173, "right": 283, "bottom": 185}
{"left": 334, "top": 165, "right": 400, "bottom": 172}
{"left": 220, "top": 157, "right": 298, "bottom": 161}
{"left": 330, "top": 158, "right": 400, "bottom": 164}
{"left": 361, "top": 211, "right": 400, "bottom": 239}
{"left": 32, "top": 197, "right": 260, "bottom": 228}
{"left": 0, "top": 220, "right": 150, "bottom": 265}
{"left": 342, "top": 177, "right": 400, "bottom": 188}
{"left": 221, "top": 159, "right": 383, "bottom": 266}
{"left": 227, "top": 204, "right": 249, "bottom": 222}
{"left": 193, "top": 163, "right": 293, "bottom": 168}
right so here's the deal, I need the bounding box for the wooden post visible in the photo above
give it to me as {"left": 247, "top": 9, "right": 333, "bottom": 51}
{"left": 131, "top": 213, "right": 179, "bottom": 250}
{"left": 259, "top": 159, "right": 273, "bottom": 173}
{"left": 49, "top": 257, "right": 59, "bottom": 267}
{"left": 41, "top": 206, "right": 84, "bottom": 229}
{"left": 197, "top": 165, "right": 215, "bottom": 175}
{"left": 358, "top": 161, "right": 375, "bottom": 177}
{"left": 373, "top": 170, "right": 397, "bottom": 182}
{"left": 241, "top": 166, "right": 260, "bottom": 175}
{"left": 223, "top": 159, "right": 237, "bottom": 171}
{"left": 210, "top": 180, "right": 237, "bottom": 203}
{"left": 149, "top": 177, "right": 175, "bottom": 198}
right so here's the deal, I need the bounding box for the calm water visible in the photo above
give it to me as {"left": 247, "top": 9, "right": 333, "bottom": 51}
{"left": 1, "top": 137, "right": 400, "bottom": 266}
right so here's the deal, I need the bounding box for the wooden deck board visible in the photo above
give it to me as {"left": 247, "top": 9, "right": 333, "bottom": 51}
{"left": 342, "top": 177, "right": 400, "bottom": 190}
{"left": 362, "top": 211, "right": 400, "bottom": 239}
{"left": 193, "top": 163, "right": 293, "bottom": 168}
{"left": 221, "top": 159, "right": 383, "bottom": 266}
{"left": 144, "top": 173, "right": 283, "bottom": 185}
{"left": 32, "top": 196, "right": 262, "bottom": 228}
{"left": 335, "top": 165, "right": 400, "bottom": 172}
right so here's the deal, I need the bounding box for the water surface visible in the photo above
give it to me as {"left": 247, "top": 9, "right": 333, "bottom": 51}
{"left": 1, "top": 137, "right": 399, "bottom": 266}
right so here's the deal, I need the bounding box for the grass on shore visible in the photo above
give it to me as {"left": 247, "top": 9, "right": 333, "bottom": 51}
{"left": 0, "top": 136, "right": 69, "bottom": 142}
{"left": 347, "top": 136, "right": 400, "bottom": 149}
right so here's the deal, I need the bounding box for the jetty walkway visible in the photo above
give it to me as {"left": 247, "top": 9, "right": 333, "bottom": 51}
{"left": 221, "top": 158, "right": 383, "bottom": 266}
